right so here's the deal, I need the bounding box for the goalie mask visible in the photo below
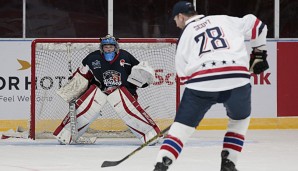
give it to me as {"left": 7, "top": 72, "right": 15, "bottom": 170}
{"left": 100, "top": 35, "right": 119, "bottom": 61}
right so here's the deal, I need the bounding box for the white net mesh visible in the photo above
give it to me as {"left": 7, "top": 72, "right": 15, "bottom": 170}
{"left": 31, "top": 39, "right": 177, "bottom": 139}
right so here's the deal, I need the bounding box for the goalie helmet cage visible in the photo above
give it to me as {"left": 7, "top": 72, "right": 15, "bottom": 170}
{"left": 30, "top": 38, "right": 180, "bottom": 140}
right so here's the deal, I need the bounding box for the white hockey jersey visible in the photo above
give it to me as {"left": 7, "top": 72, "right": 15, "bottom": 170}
{"left": 176, "top": 14, "right": 267, "bottom": 91}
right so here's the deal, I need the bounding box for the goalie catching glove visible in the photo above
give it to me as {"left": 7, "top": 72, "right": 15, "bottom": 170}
{"left": 249, "top": 50, "right": 269, "bottom": 74}
{"left": 127, "top": 61, "right": 155, "bottom": 87}
{"left": 56, "top": 70, "right": 89, "bottom": 103}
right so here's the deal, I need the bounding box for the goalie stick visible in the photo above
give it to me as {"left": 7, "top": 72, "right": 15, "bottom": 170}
{"left": 67, "top": 44, "right": 78, "bottom": 144}
{"left": 101, "top": 125, "right": 171, "bottom": 168}
{"left": 66, "top": 44, "right": 97, "bottom": 145}
{"left": 68, "top": 95, "right": 101, "bottom": 145}
{"left": 69, "top": 100, "right": 78, "bottom": 144}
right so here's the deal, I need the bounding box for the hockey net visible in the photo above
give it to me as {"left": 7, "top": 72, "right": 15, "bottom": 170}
{"left": 30, "top": 38, "right": 179, "bottom": 139}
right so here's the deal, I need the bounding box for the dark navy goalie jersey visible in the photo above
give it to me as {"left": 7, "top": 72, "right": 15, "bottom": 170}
{"left": 82, "top": 49, "right": 140, "bottom": 95}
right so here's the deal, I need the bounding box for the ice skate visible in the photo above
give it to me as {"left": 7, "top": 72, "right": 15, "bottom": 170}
{"left": 221, "top": 150, "right": 238, "bottom": 171}
{"left": 153, "top": 157, "right": 172, "bottom": 171}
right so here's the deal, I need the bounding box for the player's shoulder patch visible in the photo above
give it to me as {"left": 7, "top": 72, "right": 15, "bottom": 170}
{"left": 83, "top": 50, "right": 102, "bottom": 65}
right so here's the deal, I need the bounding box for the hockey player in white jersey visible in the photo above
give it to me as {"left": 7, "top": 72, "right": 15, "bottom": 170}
{"left": 154, "top": 1, "right": 268, "bottom": 171}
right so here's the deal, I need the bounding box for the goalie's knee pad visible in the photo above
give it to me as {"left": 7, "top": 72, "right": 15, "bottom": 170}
{"left": 107, "top": 86, "right": 161, "bottom": 143}
{"left": 53, "top": 84, "right": 107, "bottom": 144}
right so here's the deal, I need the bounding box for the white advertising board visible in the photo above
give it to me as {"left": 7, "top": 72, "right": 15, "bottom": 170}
{"left": 0, "top": 40, "right": 277, "bottom": 119}
{"left": 0, "top": 40, "right": 32, "bottom": 119}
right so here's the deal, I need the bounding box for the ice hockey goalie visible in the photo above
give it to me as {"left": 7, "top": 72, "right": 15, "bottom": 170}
{"left": 53, "top": 34, "right": 161, "bottom": 144}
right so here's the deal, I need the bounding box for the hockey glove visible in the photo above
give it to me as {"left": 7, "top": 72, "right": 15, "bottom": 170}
{"left": 127, "top": 61, "right": 155, "bottom": 87}
{"left": 249, "top": 50, "right": 269, "bottom": 74}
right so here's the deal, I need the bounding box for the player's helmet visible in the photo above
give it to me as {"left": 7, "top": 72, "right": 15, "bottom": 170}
{"left": 100, "top": 35, "right": 119, "bottom": 61}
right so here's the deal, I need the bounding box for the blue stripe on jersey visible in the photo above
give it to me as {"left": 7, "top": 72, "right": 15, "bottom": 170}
{"left": 258, "top": 22, "right": 265, "bottom": 36}
{"left": 185, "top": 73, "right": 251, "bottom": 84}
{"left": 224, "top": 137, "right": 244, "bottom": 146}
{"left": 163, "top": 139, "right": 182, "bottom": 153}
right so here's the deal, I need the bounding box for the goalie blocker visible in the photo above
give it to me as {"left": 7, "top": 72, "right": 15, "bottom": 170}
{"left": 54, "top": 73, "right": 160, "bottom": 144}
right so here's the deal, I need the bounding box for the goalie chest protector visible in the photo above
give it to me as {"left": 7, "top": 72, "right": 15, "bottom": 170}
{"left": 82, "top": 49, "right": 140, "bottom": 95}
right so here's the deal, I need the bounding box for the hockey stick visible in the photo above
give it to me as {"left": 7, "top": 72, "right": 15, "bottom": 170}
{"left": 101, "top": 125, "right": 171, "bottom": 168}
{"left": 66, "top": 44, "right": 79, "bottom": 144}
{"left": 69, "top": 100, "right": 78, "bottom": 144}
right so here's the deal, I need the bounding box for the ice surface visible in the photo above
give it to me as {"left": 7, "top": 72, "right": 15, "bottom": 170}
{"left": 0, "top": 130, "right": 297, "bottom": 171}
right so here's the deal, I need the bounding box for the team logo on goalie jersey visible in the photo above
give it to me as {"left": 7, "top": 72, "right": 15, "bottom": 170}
{"left": 120, "top": 59, "right": 131, "bottom": 67}
{"left": 103, "top": 70, "right": 122, "bottom": 87}
{"left": 92, "top": 60, "right": 101, "bottom": 69}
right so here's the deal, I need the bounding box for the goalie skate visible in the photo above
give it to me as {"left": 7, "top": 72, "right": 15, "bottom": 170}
{"left": 1, "top": 128, "right": 28, "bottom": 139}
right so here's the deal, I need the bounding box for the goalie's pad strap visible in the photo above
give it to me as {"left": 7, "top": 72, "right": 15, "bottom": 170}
{"left": 56, "top": 71, "right": 89, "bottom": 103}
{"left": 107, "top": 86, "right": 161, "bottom": 143}
{"left": 53, "top": 84, "right": 107, "bottom": 144}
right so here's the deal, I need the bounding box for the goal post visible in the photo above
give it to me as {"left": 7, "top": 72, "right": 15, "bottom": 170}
{"left": 30, "top": 38, "right": 179, "bottom": 140}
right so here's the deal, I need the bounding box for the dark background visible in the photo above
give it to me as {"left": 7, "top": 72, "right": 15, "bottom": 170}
{"left": 0, "top": 0, "right": 296, "bottom": 38}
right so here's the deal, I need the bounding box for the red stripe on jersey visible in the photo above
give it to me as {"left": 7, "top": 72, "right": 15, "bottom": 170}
{"left": 180, "top": 66, "right": 248, "bottom": 81}
{"left": 160, "top": 145, "right": 179, "bottom": 159}
{"left": 251, "top": 19, "right": 260, "bottom": 39}
{"left": 109, "top": 52, "right": 120, "bottom": 64}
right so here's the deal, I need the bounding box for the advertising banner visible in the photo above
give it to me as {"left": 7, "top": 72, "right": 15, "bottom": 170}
{"left": 0, "top": 40, "right": 279, "bottom": 120}
{"left": 0, "top": 40, "right": 32, "bottom": 119}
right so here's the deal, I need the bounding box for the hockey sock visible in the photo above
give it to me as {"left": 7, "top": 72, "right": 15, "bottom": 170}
{"left": 155, "top": 122, "right": 195, "bottom": 166}
{"left": 223, "top": 116, "right": 250, "bottom": 164}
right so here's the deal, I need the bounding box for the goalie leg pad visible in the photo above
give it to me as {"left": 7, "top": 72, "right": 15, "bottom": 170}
{"left": 53, "top": 84, "right": 107, "bottom": 144}
{"left": 107, "top": 86, "right": 161, "bottom": 143}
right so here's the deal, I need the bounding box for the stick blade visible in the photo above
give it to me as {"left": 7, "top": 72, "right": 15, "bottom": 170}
{"left": 100, "top": 126, "right": 171, "bottom": 168}
{"left": 101, "top": 160, "right": 122, "bottom": 168}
